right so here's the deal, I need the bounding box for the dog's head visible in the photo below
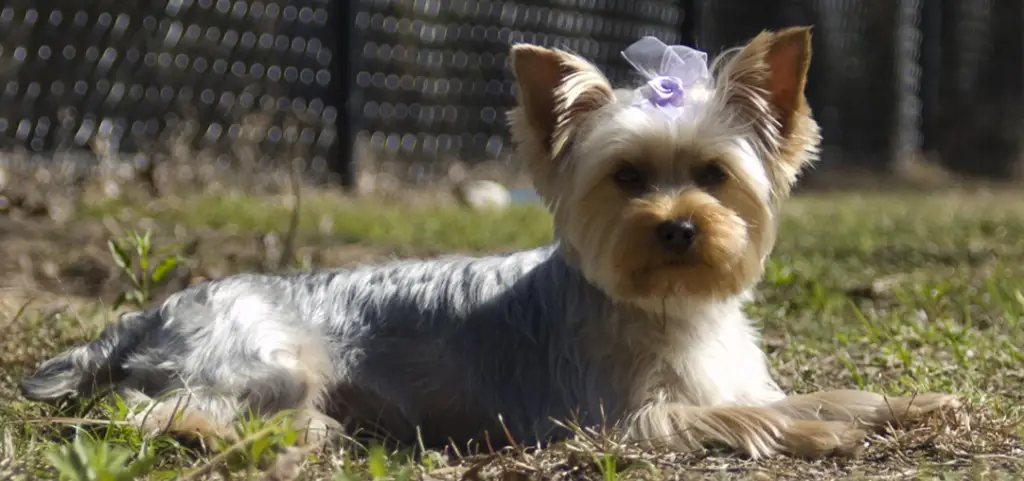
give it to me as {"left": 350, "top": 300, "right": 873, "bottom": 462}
{"left": 509, "top": 28, "right": 819, "bottom": 304}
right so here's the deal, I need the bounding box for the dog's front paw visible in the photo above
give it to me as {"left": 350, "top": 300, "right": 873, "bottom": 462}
{"left": 881, "top": 393, "right": 961, "bottom": 425}
{"left": 779, "top": 419, "right": 868, "bottom": 459}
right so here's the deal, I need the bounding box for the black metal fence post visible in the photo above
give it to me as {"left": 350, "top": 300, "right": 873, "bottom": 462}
{"left": 680, "top": 0, "right": 700, "bottom": 49}
{"left": 327, "top": 0, "right": 358, "bottom": 189}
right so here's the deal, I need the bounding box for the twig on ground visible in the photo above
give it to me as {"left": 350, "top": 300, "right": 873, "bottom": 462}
{"left": 276, "top": 157, "right": 302, "bottom": 271}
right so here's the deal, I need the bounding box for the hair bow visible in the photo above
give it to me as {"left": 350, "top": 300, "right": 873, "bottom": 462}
{"left": 621, "top": 37, "right": 711, "bottom": 122}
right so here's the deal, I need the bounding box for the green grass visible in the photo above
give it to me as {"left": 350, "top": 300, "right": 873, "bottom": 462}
{"left": 2, "top": 189, "right": 1023, "bottom": 480}
{"left": 85, "top": 191, "right": 555, "bottom": 254}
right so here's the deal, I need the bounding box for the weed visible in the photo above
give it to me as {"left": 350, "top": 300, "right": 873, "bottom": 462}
{"left": 106, "top": 230, "right": 185, "bottom": 310}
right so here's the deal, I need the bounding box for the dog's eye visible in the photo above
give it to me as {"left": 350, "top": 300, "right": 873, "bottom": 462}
{"left": 612, "top": 164, "right": 648, "bottom": 194}
{"left": 693, "top": 163, "right": 728, "bottom": 187}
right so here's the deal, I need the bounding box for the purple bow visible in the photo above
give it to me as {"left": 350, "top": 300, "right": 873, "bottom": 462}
{"left": 622, "top": 37, "right": 711, "bottom": 122}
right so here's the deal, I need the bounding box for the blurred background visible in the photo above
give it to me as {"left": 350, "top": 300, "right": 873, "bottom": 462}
{"left": 0, "top": 0, "right": 1021, "bottom": 205}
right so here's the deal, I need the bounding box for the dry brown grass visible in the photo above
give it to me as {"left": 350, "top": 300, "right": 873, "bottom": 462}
{"left": 0, "top": 186, "right": 1021, "bottom": 480}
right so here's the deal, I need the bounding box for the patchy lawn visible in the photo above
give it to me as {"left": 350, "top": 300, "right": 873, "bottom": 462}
{"left": 0, "top": 189, "right": 1021, "bottom": 480}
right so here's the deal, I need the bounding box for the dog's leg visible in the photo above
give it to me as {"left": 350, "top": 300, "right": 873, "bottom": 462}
{"left": 624, "top": 402, "right": 867, "bottom": 459}
{"left": 117, "top": 332, "right": 339, "bottom": 449}
{"left": 768, "top": 390, "right": 960, "bottom": 429}
{"left": 122, "top": 387, "right": 337, "bottom": 449}
{"left": 238, "top": 343, "right": 340, "bottom": 448}
{"left": 121, "top": 389, "right": 240, "bottom": 444}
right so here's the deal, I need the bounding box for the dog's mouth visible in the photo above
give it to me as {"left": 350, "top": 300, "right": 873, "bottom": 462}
{"left": 607, "top": 212, "right": 755, "bottom": 300}
{"left": 656, "top": 240, "right": 722, "bottom": 269}
{"left": 623, "top": 245, "right": 752, "bottom": 296}
{"left": 666, "top": 247, "right": 705, "bottom": 264}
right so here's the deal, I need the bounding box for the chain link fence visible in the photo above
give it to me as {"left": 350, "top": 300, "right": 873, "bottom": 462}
{"left": 0, "top": 0, "right": 1021, "bottom": 190}
{"left": 348, "top": 0, "right": 685, "bottom": 185}
{"left": 0, "top": 0, "right": 342, "bottom": 191}
{"left": 691, "top": 0, "right": 1023, "bottom": 181}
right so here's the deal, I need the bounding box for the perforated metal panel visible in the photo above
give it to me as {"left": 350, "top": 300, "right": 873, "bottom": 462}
{"left": 692, "top": 0, "right": 1023, "bottom": 177}
{"left": 924, "top": 0, "right": 1024, "bottom": 176}
{"left": 691, "top": 0, "right": 905, "bottom": 171}
{"left": 0, "top": 0, "right": 1021, "bottom": 182}
{"left": 352, "top": 0, "right": 685, "bottom": 167}
{"left": 0, "top": 0, "right": 339, "bottom": 177}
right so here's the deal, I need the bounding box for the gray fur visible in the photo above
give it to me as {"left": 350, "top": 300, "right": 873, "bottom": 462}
{"left": 22, "top": 244, "right": 630, "bottom": 447}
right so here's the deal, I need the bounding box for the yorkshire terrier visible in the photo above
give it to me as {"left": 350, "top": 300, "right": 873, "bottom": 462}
{"left": 22, "top": 27, "right": 959, "bottom": 459}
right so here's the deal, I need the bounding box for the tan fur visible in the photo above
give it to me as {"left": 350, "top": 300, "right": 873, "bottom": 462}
{"left": 627, "top": 402, "right": 867, "bottom": 459}
{"left": 508, "top": 45, "right": 617, "bottom": 203}
{"left": 509, "top": 29, "right": 960, "bottom": 459}
{"left": 273, "top": 342, "right": 335, "bottom": 415}
{"left": 612, "top": 189, "right": 754, "bottom": 299}
{"left": 712, "top": 26, "right": 821, "bottom": 200}
{"left": 134, "top": 397, "right": 236, "bottom": 443}
{"left": 771, "top": 390, "right": 962, "bottom": 428}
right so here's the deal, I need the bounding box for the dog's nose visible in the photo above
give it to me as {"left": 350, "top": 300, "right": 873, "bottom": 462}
{"left": 655, "top": 219, "right": 698, "bottom": 253}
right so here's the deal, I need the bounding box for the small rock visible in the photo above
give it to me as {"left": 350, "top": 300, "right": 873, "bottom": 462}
{"left": 845, "top": 274, "right": 907, "bottom": 300}
{"left": 454, "top": 179, "right": 511, "bottom": 211}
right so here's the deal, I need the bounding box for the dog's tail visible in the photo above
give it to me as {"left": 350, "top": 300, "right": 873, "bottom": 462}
{"left": 20, "top": 309, "right": 160, "bottom": 402}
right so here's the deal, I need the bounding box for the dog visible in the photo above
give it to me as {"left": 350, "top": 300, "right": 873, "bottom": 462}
{"left": 21, "top": 27, "right": 959, "bottom": 459}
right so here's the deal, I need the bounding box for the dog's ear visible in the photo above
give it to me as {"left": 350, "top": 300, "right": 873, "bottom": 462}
{"left": 508, "top": 45, "right": 615, "bottom": 191}
{"left": 719, "top": 27, "right": 819, "bottom": 190}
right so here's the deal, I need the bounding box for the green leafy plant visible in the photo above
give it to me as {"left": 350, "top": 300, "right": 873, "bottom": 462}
{"left": 595, "top": 453, "right": 618, "bottom": 481}
{"left": 332, "top": 445, "right": 414, "bottom": 481}
{"left": 45, "top": 434, "right": 158, "bottom": 481}
{"left": 107, "top": 230, "right": 184, "bottom": 310}
{"left": 218, "top": 411, "right": 302, "bottom": 474}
